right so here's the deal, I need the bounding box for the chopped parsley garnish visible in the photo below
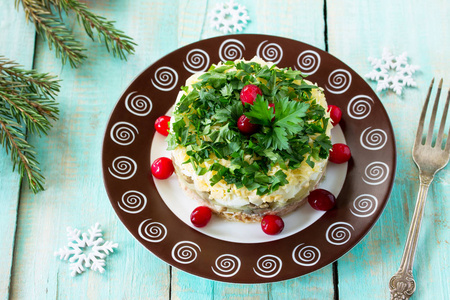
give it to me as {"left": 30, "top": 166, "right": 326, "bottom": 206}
{"left": 167, "top": 61, "right": 332, "bottom": 196}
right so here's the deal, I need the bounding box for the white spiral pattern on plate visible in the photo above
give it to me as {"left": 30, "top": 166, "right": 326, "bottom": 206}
{"left": 118, "top": 190, "right": 147, "bottom": 214}
{"left": 256, "top": 40, "right": 283, "bottom": 65}
{"left": 295, "top": 50, "right": 321, "bottom": 75}
{"left": 125, "top": 91, "right": 153, "bottom": 116}
{"left": 110, "top": 121, "right": 138, "bottom": 146}
{"left": 108, "top": 156, "right": 137, "bottom": 180}
{"left": 363, "top": 161, "right": 390, "bottom": 185}
{"left": 360, "top": 127, "right": 388, "bottom": 150}
{"left": 151, "top": 66, "right": 179, "bottom": 92}
{"left": 347, "top": 95, "right": 374, "bottom": 120}
{"left": 253, "top": 255, "right": 282, "bottom": 278}
{"left": 183, "top": 49, "right": 210, "bottom": 73}
{"left": 211, "top": 254, "right": 241, "bottom": 277}
{"left": 219, "top": 39, "right": 245, "bottom": 62}
{"left": 138, "top": 219, "right": 167, "bottom": 243}
{"left": 171, "top": 241, "right": 201, "bottom": 264}
{"left": 326, "top": 222, "right": 354, "bottom": 245}
{"left": 350, "top": 194, "right": 378, "bottom": 217}
{"left": 292, "top": 243, "right": 321, "bottom": 266}
{"left": 326, "top": 69, "right": 352, "bottom": 94}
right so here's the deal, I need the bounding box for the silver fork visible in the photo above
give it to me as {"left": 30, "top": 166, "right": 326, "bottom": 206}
{"left": 389, "top": 79, "right": 450, "bottom": 300}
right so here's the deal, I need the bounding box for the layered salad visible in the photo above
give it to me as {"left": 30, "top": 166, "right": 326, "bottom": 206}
{"left": 167, "top": 57, "right": 333, "bottom": 222}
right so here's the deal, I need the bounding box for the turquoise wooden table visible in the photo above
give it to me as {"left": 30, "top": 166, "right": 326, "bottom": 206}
{"left": 1, "top": 0, "right": 449, "bottom": 299}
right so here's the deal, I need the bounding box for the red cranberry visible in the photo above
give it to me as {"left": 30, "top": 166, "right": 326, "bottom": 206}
{"left": 237, "top": 114, "right": 259, "bottom": 135}
{"left": 240, "top": 84, "right": 262, "bottom": 105}
{"left": 329, "top": 143, "right": 351, "bottom": 164}
{"left": 190, "top": 206, "right": 212, "bottom": 227}
{"left": 151, "top": 157, "right": 174, "bottom": 179}
{"left": 328, "top": 105, "right": 342, "bottom": 126}
{"left": 154, "top": 115, "right": 171, "bottom": 136}
{"left": 308, "top": 189, "right": 336, "bottom": 211}
{"left": 261, "top": 215, "right": 285, "bottom": 235}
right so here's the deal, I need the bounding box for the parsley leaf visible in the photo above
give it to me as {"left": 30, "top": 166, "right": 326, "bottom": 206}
{"left": 255, "top": 127, "right": 290, "bottom": 151}
{"left": 220, "top": 83, "right": 233, "bottom": 97}
{"left": 208, "top": 72, "right": 227, "bottom": 88}
{"left": 274, "top": 97, "right": 309, "bottom": 135}
{"left": 213, "top": 65, "right": 234, "bottom": 73}
{"left": 245, "top": 96, "right": 311, "bottom": 151}
{"left": 212, "top": 101, "right": 243, "bottom": 123}
{"left": 244, "top": 95, "right": 274, "bottom": 126}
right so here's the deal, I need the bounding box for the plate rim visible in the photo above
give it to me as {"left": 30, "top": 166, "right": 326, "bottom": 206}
{"left": 101, "top": 33, "right": 397, "bottom": 283}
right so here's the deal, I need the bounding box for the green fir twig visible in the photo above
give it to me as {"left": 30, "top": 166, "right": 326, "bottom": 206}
{"left": 16, "top": 0, "right": 136, "bottom": 67}
{"left": 50, "top": 0, "right": 137, "bottom": 60}
{"left": 16, "top": 0, "right": 87, "bottom": 67}
{"left": 0, "top": 56, "right": 60, "bottom": 193}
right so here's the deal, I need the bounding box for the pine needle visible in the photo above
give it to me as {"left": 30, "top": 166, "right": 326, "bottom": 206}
{"left": 17, "top": 0, "right": 87, "bottom": 68}
{"left": 0, "top": 56, "right": 60, "bottom": 193}
{"left": 52, "top": 0, "right": 136, "bottom": 60}
{"left": 15, "top": 0, "right": 136, "bottom": 67}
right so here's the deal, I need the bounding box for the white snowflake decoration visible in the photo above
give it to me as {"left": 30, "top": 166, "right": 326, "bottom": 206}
{"left": 55, "top": 223, "right": 118, "bottom": 276}
{"left": 210, "top": 0, "right": 250, "bottom": 34}
{"left": 365, "top": 48, "right": 420, "bottom": 95}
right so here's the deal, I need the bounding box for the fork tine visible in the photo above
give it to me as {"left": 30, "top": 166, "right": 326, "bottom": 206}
{"left": 425, "top": 79, "right": 443, "bottom": 145}
{"left": 415, "top": 78, "right": 434, "bottom": 146}
{"left": 436, "top": 87, "right": 450, "bottom": 149}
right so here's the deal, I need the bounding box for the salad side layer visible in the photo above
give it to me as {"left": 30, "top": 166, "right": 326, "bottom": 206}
{"left": 167, "top": 59, "right": 332, "bottom": 197}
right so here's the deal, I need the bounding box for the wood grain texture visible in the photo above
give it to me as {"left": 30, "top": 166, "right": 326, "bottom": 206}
{"left": 199, "top": 0, "right": 326, "bottom": 50}
{"left": 2, "top": 0, "right": 448, "bottom": 299}
{"left": 0, "top": 1, "right": 35, "bottom": 299}
{"left": 7, "top": 1, "right": 179, "bottom": 299}
{"left": 328, "top": 0, "right": 450, "bottom": 299}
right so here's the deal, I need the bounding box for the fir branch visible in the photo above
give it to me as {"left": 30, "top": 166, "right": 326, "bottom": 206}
{"left": 0, "top": 57, "right": 60, "bottom": 135}
{"left": 16, "top": 0, "right": 136, "bottom": 67}
{"left": 0, "top": 57, "right": 60, "bottom": 98}
{"left": 0, "top": 112, "right": 45, "bottom": 193}
{"left": 50, "top": 0, "right": 136, "bottom": 59}
{"left": 16, "top": 0, "right": 87, "bottom": 68}
{"left": 0, "top": 57, "right": 60, "bottom": 193}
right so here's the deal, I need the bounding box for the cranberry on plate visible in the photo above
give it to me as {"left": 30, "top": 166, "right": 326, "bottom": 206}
{"left": 237, "top": 114, "right": 259, "bottom": 135}
{"left": 308, "top": 189, "right": 336, "bottom": 211}
{"left": 329, "top": 143, "right": 351, "bottom": 164}
{"left": 261, "top": 215, "right": 285, "bottom": 235}
{"left": 240, "top": 84, "right": 262, "bottom": 105}
{"left": 154, "top": 115, "right": 171, "bottom": 136}
{"left": 328, "top": 105, "right": 342, "bottom": 126}
{"left": 190, "top": 206, "right": 212, "bottom": 227}
{"left": 151, "top": 157, "right": 174, "bottom": 179}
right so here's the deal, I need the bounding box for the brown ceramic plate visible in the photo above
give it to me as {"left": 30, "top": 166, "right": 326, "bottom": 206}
{"left": 102, "top": 34, "right": 396, "bottom": 283}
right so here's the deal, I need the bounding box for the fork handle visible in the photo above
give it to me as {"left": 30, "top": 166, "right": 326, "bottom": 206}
{"left": 389, "top": 173, "right": 433, "bottom": 300}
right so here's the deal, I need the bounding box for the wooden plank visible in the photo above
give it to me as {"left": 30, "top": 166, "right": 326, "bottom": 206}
{"left": 171, "top": 1, "right": 335, "bottom": 299}
{"left": 0, "top": 1, "right": 36, "bottom": 299}
{"left": 5, "top": 0, "right": 335, "bottom": 298}
{"left": 328, "top": 0, "right": 450, "bottom": 298}
{"left": 8, "top": 1, "right": 177, "bottom": 299}
{"left": 200, "top": 0, "right": 326, "bottom": 49}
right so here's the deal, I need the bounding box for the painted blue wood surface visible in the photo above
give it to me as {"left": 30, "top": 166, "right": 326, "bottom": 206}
{"left": 0, "top": 1, "right": 35, "bottom": 299}
{"left": 0, "top": 0, "right": 448, "bottom": 299}
{"left": 328, "top": 1, "right": 450, "bottom": 299}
